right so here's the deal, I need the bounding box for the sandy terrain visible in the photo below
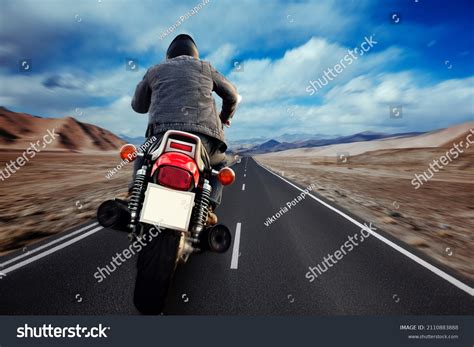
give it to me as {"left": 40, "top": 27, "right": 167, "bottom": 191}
{"left": 0, "top": 108, "right": 130, "bottom": 255}
{"left": 256, "top": 126, "right": 474, "bottom": 281}
{"left": 0, "top": 151, "right": 238, "bottom": 257}
{"left": 0, "top": 150, "right": 132, "bottom": 256}
{"left": 0, "top": 107, "right": 242, "bottom": 257}
{"left": 266, "top": 121, "right": 474, "bottom": 157}
{"left": 0, "top": 107, "right": 124, "bottom": 151}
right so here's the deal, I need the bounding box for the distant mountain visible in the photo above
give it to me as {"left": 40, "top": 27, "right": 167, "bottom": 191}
{"left": 297, "top": 131, "right": 388, "bottom": 148}
{"left": 258, "top": 121, "right": 474, "bottom": 158}
{"left": 227, "top": 136, "right": 268, "bottom": 147}
{"left": 237, "top": 130, "right": 427, "bottom": 155}
{"left": 274, "top": 133, "right": 328, "bottom": 143}
{"left": 0, "top": 107, "right": 125, "bottom": 152}
{"left": 238, "top": 139, "right": 300, "bottom": 154}
{"left": 258, "top": 139, "right": 280, "bottom": 150}
{"left": 227, "top": 133, "right": 328, "bottom": 148}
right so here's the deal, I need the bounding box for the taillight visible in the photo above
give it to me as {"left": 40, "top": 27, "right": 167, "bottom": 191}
{"left": 217, "top": 167, "right": 235, "bottom": 186}
{"left": 169, "top": 141, "right": 193, "bottom": 152}
{"left": 157, "top": 166, "right": 193, "bottom": 191}
{"left": 120, "top": 144, "right": 137, "bottom": 162}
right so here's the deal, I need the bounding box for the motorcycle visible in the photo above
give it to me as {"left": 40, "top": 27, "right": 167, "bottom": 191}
{"left": 96, "top": 130, "right": 235, "bottom": 314}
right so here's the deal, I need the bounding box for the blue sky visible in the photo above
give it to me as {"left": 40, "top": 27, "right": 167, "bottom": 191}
{"left": 0, "top": 0, "right": 473, "bottom": 141}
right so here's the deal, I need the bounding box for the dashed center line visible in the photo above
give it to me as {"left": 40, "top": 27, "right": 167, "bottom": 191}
{"left": 230, "top": 222, "right": 242, "bottom": 269}
{"left": 242, "top": 184, "right": 246, "bottom": 191}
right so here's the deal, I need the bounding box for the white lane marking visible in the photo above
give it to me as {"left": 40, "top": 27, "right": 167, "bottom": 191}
{"left": 242, "top": 184, "right": 246, "bottom": 191}
{"left": 244, "top": 174, "right": 246, "bottom": 177}
{"left": 230, "top": 223, "right": 242, "bottom": 269}
{"left": 1, "top": 226, "right": 103, "bottom": 275}
{"left": 255, "top": 160, "right": 474, "bottom": 296}
{"left": 0, "top": 222, "right": 99, "bottom": 268}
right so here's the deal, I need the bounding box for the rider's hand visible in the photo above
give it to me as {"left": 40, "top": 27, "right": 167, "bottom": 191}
{"left": 223, "top": 119, "right": 231, "bottom": 128}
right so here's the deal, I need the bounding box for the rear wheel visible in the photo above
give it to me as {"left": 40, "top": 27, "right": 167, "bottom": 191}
{"left": 134, "top": 227, "right": 180, "bottom": 314}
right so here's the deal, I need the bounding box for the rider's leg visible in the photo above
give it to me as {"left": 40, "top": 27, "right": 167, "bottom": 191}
{"left": 128, "top": 134, "right": 163, "bottom": 194}
{"left": 207, "top": 153, "right": 227, "bottom": 209}
{"left": 197, "top": 135, "right": 228, "bottom": 210}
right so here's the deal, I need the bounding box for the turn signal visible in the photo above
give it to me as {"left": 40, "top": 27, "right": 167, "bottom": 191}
{"left": 217, "top": 167, "right": 235, "bottom": 186}
{"left": 120, "top": 144, "right": 137, "bottom": 162}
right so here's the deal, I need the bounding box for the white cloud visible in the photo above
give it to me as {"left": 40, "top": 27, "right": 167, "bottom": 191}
{"left": 0, "top": 67, "right": 149, "bottom": 136}
{"left": 0, "top": 0, "right": 365, "bottom": 57}
{"left": 78, "top": 96, "right": 149, "bottom": 137}
{"left": 3, "top": 34, "right": 472, "bottom": 141}
{"left": 204, "top": 43, "right": 237, "bottom": 71}
{"left": 227, "top": 72, "right": 474, "bottom": 140}
{"left": 229, "top": 36, "right": 400, "bottom": 104}
{"left": 1, "top": 0, "right": 472, "bottom": 142}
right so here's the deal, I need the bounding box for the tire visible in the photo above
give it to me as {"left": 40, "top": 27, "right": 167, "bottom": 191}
{"left": 134, "top": 227, "right": 180, "bottom": 314}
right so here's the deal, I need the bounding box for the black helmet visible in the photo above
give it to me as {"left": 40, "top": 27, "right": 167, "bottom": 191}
{"left": 166, "top": 34, "right": 199, "bottom": 59}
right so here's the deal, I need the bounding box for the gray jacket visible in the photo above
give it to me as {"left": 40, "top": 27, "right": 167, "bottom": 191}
{"left": 131, "top": 56, "right": 238, "bottom": 150}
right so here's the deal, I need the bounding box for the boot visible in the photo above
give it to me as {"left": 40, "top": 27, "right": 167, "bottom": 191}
{"left": 207, "top": 208, "right": 218, "bottom": 225}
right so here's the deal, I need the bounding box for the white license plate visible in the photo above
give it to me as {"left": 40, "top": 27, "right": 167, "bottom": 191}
{"left": 139, "top": 183, "right": 195, "bottom": 231}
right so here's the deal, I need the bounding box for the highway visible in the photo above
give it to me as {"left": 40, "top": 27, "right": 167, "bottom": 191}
{"left": 0, "top": 157, "right": 473, "bottom": 315}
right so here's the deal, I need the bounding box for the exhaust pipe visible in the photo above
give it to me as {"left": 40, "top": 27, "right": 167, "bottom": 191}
{"left": 97, "top": 199, "right": 131, "bottom": 232}
{"left": 200, "top": 224, "right": 232, "bottom": 253}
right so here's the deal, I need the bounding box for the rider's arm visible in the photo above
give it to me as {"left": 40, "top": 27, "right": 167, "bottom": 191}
{"left": 210, "top": 65, "right": 239, "bottom": 124}
{"left": 131, "top": 70, "right": 152, "bottom": 114}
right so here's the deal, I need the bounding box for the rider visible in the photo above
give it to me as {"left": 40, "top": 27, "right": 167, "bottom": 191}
{"left": 131, "top": 34, "right": 239, "bottom": 222}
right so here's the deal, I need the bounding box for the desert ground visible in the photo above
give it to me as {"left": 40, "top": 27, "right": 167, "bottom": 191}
{"left": 256, "top": 126, "right": 474, "bottom": 281}
{"left": 0, "top": 150, "right": 131, "bottom": 256}
{"left": 0, "top": 149, "right": 238, "bottom": 256}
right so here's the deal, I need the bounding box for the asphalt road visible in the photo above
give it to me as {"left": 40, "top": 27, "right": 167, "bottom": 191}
{"left": 0, "top": 157, "right": 473, "bottom": 315}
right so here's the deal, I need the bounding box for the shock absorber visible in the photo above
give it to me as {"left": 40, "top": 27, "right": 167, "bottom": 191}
{"left": 191, "top": 179, "right": 212, "bottom": 236}
{"left": 128, "top": 165, "right": 148, "bottom": 234}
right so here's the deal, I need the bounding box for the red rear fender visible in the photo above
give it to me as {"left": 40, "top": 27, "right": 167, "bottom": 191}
{"left": 151, "top": 152, "right": 200, "bottom": 187}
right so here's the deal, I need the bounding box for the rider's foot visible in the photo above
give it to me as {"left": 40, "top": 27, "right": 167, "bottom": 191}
{"left": 207, "top": 211, "right": 218, "bottom": 225}
{"left": 116, "top": 191, "right": 130, "bottom": 201}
